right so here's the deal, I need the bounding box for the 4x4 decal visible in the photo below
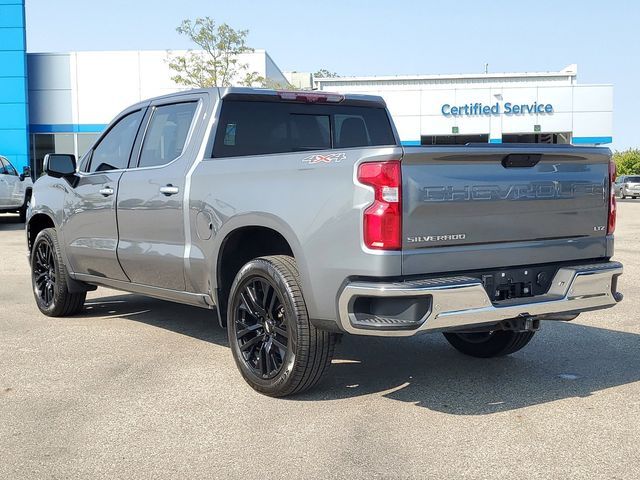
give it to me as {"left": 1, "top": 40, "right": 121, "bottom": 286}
{"left": 302, "top": 152, "right": 346, "bottom": 164}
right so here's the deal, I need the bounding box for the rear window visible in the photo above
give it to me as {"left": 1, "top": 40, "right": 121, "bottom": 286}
{"left": 212, "top": 100, "right": 396, "bottom": 158}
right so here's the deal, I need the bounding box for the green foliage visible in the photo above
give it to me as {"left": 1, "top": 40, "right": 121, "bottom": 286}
{"left": 613, "top": 149, "right": 640, "bottom": 176}
{"left": 313, "top": 69, "right": 339, "bottom": 78}
{"left": 168, "top": 17, "right": 263, "bottom": 88}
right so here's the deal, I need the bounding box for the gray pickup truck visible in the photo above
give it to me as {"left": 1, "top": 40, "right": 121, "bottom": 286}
{"left": 27, "top": 88, "right": 623, "bottom": 396}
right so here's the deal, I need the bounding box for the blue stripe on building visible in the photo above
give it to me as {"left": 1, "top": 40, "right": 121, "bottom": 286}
{"left": 572, "top": 136, "right": 613, "bottom": 145}
{"left": 30, "top": 124, "right": 107, "bottom": 133}
{"left": 0, "top": 0, "right": 29, "bottom": 171}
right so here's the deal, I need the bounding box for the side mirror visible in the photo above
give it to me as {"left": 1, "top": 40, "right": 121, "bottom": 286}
{"left": 44, "top": 154, "right": 76, "bottom": 179}
{"left": 19, "top": 166, "right": 31, "bottom": 181}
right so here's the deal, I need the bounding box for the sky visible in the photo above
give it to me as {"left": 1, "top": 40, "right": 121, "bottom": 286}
{"left": 25, "top": 0, "right": 639, "bottom": 150}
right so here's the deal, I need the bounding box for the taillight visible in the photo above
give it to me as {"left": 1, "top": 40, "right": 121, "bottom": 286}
{"left": 357, "top": 161, "right": 402, "bottom": 250}
{"left": 608, "top": 159, "right": 616, "bottom": 234}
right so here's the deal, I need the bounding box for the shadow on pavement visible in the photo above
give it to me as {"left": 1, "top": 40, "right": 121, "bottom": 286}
{"left": 80, "top": 293, "right": 228, "bottom": 346}
{"left": 0, "top": 214, "right": 24, "bottom": 231}
{"left": 79, "top": 293, "right": 640, "bottom": 415}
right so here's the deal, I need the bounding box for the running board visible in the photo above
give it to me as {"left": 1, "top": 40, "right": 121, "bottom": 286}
{"left": 72, "top": 273, "right": 215, "bottom": 309}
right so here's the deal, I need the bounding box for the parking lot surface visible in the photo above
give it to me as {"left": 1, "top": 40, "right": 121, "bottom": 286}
{"left": 1, "top": 201, "right": 639, "bottom": 479}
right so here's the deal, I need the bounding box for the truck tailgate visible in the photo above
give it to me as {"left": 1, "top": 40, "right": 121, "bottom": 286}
{"left": 401, "top": 146, "right": 611, "bottom": 274}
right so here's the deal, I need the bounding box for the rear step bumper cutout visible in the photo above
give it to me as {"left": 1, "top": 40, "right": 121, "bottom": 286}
{"left": 337, "top": 261, "right": 623, "bottom": 337}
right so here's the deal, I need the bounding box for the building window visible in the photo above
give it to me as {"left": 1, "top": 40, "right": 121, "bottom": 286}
{"left": 32, "top": 134, "right": 54, "bottom": 177}
{"left": 30, "top": 133, "right": 101, "bottom": 176}
{"left": 421, "top": 134, "right": 489, "bottom": 145}
{"left": 77, "top": 133, "right": 99, "bottom": 158}
{"left": 31, "top": 133, "right": 75, "bottom": 177}
{"left": 502, "top": 133, "right": 571, "bottom": 144}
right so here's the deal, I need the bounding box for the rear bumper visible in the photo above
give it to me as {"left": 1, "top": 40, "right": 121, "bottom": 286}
{"left": 337, "top": 261, "right": 623, "bottom": 337}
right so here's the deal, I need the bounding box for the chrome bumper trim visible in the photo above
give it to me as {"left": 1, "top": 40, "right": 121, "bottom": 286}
{"left": 337, "top": 261, "right": 623, "bottom": 337}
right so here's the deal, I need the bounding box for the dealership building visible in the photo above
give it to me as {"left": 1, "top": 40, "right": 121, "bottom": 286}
{"left": 312, "top": 65, "right": 613, "bottom": 147}
{"left": 1, "top": 0, "right": 614, "bottom": 176}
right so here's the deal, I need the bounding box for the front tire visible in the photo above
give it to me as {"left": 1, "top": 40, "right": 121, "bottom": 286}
{"left": 227, "top": 255, "right": 335, "bottom": 397}
{"left": 443, "top": 330, "right": 535, "bottom": 358}
{"left": 18, "top": 193, "right": 30, "bottom": 222}
{"left": 31, "top": 228, "right": 86, "bottom": 317}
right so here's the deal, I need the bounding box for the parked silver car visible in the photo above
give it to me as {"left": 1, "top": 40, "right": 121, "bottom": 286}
{"left": 0, "top": 155, "right": 32, "bottom": 222}
{"left": 614, "top": 175, "right": 640, "bottom": 199}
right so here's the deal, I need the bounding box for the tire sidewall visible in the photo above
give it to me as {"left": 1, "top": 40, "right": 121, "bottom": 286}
{"left": 227, "top": 259, "right": 301, "bottom": 395}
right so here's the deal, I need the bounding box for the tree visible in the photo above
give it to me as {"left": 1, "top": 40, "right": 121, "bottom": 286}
{"left": 313, "top": 69, "right": 339, "bottom": 78}
{"left": 613, "top": 149, "right": 640, "bottom": 176}
{"left": 168, "top": 17, "right": 263, "bottom": 88}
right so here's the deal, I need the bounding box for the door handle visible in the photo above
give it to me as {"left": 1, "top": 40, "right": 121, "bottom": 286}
{"left": 99, "top": 187, "right": 114, "bottom": 197}
{"left": 159, "top": 185, "right": 180, "bottom": 196}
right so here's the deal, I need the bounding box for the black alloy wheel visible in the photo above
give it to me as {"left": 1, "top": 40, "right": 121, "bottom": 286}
{"left": 30, "top": 228, "right": 86, "bottom": 317}
{"left": 234, "top": 276, "right": 289, "bottom": 379}
{"left": 33, "top": 237, "right": 56, "bottom": 307}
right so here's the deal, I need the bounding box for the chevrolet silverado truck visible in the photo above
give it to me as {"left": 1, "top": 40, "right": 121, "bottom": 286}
{"left": 27, "top": 88, "right": 623, "bottom": 397}
{"left": 0, "top": 155, "right": 32, "bottom": 222}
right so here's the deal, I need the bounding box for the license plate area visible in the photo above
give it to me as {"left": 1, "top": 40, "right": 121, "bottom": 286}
{"left": 476, "top": 265, "right": 559, "bottom": 301}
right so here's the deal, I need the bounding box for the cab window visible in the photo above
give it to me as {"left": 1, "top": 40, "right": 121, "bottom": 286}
{"left": 212, "top": 100, "right": 395, "bottom": 158}
{"left": 1, "top": 158, "right": 17, "bottom": 176}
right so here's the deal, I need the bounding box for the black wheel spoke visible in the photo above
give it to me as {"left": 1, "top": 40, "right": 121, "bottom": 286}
{"left": 240, "top": 334, "right": 263, "bottom": 352}
{"left": 236, "top": 323, "right": 262, "bottom": 339}
{"left": 247, "top": 283, "right": 260, "bottom": 309}
{"left": 274, "top": 325, "right": 288, "bottom": 338}
{"left": 259, "top": 344, "right": 269, "bottom": 376}
{"left": 272, "top": 337, "right": 287, "bottom": 356}
{"left": 240, "top": 287, "right": 265, "bottom": 318}
{"left": 266, "top": 285, "right": 277, "bottom": 317}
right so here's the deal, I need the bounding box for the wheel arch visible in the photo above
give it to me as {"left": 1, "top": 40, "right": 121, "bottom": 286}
{"left": 27, "top": 212, "right": 56, "bottom": 255}
{"left": 212, "top": 216, "right": 310, "bottom": 327}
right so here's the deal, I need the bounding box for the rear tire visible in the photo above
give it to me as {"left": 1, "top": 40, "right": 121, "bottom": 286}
{"left": 31, "top": 228, "right": 86, "bottom": 317}
{"left": 227, "top": 255, "right": 336, "bottom": 397}
{"left": 443, "top": 330, "right": 535, "bottom": 358}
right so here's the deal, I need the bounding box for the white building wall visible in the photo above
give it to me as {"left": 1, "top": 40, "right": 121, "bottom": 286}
{"left": 28, "top": 49, "right": 289, "bottom": 129}
{"left": 316, "top": 66, "right": 613, "bottom": 145}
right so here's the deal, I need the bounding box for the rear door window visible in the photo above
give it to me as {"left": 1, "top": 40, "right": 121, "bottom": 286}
{"left": 138, "top": 102, "right": 198, "bottom": 168}
{"left": 213, "top": 100, "right": 395, "bottom": 158}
